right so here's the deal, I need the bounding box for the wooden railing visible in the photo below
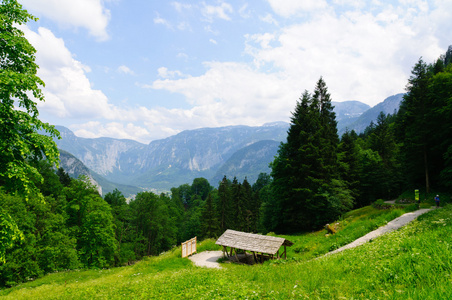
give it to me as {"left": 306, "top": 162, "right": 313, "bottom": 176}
{"left": 181, "top": 237, "right": 197, "bottom": 258}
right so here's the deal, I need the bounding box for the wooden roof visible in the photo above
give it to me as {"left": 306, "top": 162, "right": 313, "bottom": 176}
{"left": 216, "top": 229, "right": 293, "bottom": 255}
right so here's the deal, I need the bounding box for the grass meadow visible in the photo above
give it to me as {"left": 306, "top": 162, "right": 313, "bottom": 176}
{"left": 1, "top": 204, "right": 451, "bottom": 299}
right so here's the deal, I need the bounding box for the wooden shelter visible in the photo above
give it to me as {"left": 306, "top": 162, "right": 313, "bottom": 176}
{"left": 216, "top": 229, "right": 293, "bottom": 264}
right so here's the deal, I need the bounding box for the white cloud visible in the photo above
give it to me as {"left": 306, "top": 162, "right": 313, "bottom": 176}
{"left": 118, "top": 65, "right": 135, "bottom": 75}
{"left": 150, "top": 1, "right": 450, "bottom": 122}
{"left": 157, "top": 67, "right": 186, "bottom": 79}
{"left": 172, "top": 2, "right": 192, "bottom": 13}
{"left": 154, "top": 14, "right": 172, "bottom": 28}
{"left": 73, "top": 122, "right": 151, "bottom": 143}
{"left": 267, "top": 0, "right": 328, "bottom": 17}
{"left": 209, "top": 38, "right": 218, "bottom": 45}
{"left": 21, "top": 0, "right": 110, "bottom": 41}
{"left": 244, "top": 5, "right": 446, "bottom": 105}
{"left": 201, "top": 1, "right": 234, "bottom": 22}
{"left": 24, "top": 26, "right": 116, "bottom": 119}
{"left": 150, "top": 62, "right": 296, "bottom": 125}
{"left": 260, "top": 13, "right": 279, "bottom": 26}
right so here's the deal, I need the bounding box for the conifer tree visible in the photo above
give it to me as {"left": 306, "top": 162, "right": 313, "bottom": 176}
{"left": 397, "top": 58, "right": 433, "bottom": 192}
{"left": 200, "top": 193, "right": 218, "bottom": 239}
{"left": 240, "top": 178, "right": 254, "bottom": 232}
{"left": 216, "top": 176, "right": 231, "bottom": 232}
{"left": 269, "top": 78, "right": 349, "bottom": 232}
{"left": 338, "top": 130, "right": 360, "bottom": 204}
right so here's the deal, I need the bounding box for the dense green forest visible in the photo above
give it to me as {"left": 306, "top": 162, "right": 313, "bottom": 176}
{"left": 1, "top": 0, "right": 452, "bottom": 288}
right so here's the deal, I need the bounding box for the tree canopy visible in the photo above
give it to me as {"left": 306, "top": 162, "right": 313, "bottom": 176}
{"left": 0, "top": 0, "right": 60, "bottom": 196}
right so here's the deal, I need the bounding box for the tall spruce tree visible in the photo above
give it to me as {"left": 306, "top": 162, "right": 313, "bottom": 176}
{"left": 397, "top": 58, "right": 433, "bottom": 192}
{"left": 216, "top": 176, "right": 231, "bottom": 232}
{"left": 200, "top": 193, "right": 218, "bottom": 239}
{"left": 269, "top": 78, "right": 349, "bottom": 232}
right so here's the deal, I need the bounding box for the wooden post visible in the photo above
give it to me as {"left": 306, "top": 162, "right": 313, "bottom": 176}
{"left": 233, "top": 248, "right": 239, "bottom": 263}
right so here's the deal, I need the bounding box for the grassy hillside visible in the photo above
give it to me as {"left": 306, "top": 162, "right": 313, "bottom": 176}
{"left": 1, "top": 205, "right": 451, "bottom": 299}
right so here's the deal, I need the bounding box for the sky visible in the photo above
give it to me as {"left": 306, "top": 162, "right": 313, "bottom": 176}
{"left": 19, "top": 0, "right": 451, "bottom": 144}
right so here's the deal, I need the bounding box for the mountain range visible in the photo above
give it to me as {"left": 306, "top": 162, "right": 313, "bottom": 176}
{"left": 56, "top": 93, "right": 404, "bottom": 196}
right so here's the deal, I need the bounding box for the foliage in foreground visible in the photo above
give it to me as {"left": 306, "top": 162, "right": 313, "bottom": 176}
{"left": 1, "top": 205, "right": 451, "bottom": 299}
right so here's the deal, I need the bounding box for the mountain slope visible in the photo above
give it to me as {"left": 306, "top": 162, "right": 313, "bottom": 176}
{"left": 338, "top": 93, "right": 404, "bottom": 135}
{"left": 59, "top": 149, "right": 142, "bottom": 197}
{"left": 54, "top": 123, "right": 289, "bottom": 191}
{"left": 211, "top": 140, "right": 280, "bottom": 184}
{"left": 333, "top": 100, "right": 371, "bottom": 133}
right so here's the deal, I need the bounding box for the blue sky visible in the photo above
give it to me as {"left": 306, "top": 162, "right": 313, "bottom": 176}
{"left": 20, "top": 0, "right": 451, "bottom": 143}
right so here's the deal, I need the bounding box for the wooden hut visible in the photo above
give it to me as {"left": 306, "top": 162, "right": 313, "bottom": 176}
{"left": 216, "top": 229, "right": 293, "bottom": 264}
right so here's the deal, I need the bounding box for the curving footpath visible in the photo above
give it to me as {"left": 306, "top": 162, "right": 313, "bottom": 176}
{"left": 325, "top": 208, "right": 433, "bottom": 256}
{"left": 189, "top": 250, "right": 223, "bottom": 269}
{"left": 188, "top": 208, "right": 435, "bottom": 268}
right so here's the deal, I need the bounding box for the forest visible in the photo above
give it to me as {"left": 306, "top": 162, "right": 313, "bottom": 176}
{"left": 1, "top": 0, "right": 452, "bottom": 288}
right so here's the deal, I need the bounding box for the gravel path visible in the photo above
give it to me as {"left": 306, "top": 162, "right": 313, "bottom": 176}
{"left": 326, "top": 208, "right": 433, "bottom": 256}
{"left": 188, "top": 250, "right": 223, "bottom": 269}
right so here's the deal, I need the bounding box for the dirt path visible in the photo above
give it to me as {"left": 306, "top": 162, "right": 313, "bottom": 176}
{"left": 326, "top": 208, "right": 433, "bottom": 256}
{"left": 188, "top": 250, "right": 223, "bottom": 269}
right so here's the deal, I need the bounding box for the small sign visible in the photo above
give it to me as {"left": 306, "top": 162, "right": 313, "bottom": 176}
{"left": 415, "top": 189, "right": 419, "bottom": 201}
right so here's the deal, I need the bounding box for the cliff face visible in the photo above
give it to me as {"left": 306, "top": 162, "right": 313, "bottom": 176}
{"left": 59, "top": 149, "right": 102, "bottom": 195}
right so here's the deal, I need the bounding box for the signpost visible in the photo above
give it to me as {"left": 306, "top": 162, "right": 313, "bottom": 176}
{"left": 415, "top": 189, "right": 420, "bottom": 208}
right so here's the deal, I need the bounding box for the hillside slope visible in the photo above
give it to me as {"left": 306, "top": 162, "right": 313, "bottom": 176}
{"left": 2, "top": 205, "right": 450, "bottom": 299}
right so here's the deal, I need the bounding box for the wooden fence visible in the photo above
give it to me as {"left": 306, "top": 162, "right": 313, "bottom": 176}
{"left": 181, "top": 237, "right": 197, "bottom": 258}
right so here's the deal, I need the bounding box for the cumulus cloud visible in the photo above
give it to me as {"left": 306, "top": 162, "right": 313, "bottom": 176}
{"left": 21, "top": 0, "right": 110, "bottom": 41}
{"left": 23, "top": 26, "right": 116, "bottom": 119}
{"left": 147, "top": 0, "right": 450, "bottom": 135}
{"left": 151, "top": 62, "right": 296, "bottom": 124}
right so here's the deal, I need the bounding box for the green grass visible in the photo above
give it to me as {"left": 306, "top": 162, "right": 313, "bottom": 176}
{"left": 1, "top": 205, "right": 451, "bottom": 299}
{"left": 280, "top": 205, "right": 412, "bottom": 260}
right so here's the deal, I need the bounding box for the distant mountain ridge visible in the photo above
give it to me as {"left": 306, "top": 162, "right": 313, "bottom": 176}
{"left": 336, "top": 93, "right": 404, "bottom": 135}
{"left": 54, "top": 94, "right": 404, "bottom": 194}
{"left": 54, "top": 122, "right": 290, "bottom": 192}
